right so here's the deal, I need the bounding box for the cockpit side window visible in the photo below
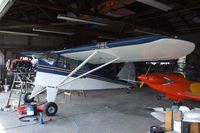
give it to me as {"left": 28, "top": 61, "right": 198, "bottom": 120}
{"left": 41, "top": 54, "right": 58, "bottom": 65}
{"left": 57, "top": 56, "right": 79, "bottom": 69}
{"left": 57, "top": 56, "right": 69, "bottom": 69}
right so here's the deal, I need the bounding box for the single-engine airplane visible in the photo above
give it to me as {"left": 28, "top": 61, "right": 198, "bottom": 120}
{"left": 24, "top": 35, "right": 195, "bottom": 116}
{"left": 138, "top": 73, "right": 200, "bottom": 104}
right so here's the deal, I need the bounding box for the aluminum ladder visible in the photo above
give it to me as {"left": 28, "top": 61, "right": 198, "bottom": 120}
{"left": 5, "top": 73, "right": 30, "bottom": 108}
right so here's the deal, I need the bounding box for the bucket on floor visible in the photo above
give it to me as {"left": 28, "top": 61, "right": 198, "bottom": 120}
{"left": 27, "top": 104, "right": 37, "bottom": 116}
{"left": 3, "top": 85, "right": 9, "bottom": 92}
{"left": 12, "top": 100, "right": 19, "bottom": 108}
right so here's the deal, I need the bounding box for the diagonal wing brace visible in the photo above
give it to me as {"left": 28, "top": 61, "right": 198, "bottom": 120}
{"left": 56, "top": 51, "right": 98, "bottom": 87}
{"left": 56, "top": 51, "right": 119, "bottom": 88}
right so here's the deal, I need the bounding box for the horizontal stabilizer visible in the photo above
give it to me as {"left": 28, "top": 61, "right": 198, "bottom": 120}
{"left": 182, "top": 92, "right": 200, "bottom": 101}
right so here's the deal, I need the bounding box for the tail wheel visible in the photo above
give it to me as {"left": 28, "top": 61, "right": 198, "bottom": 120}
{"left": 44, "top": 102, "right": 58, "bottom": 116}
{"left": 155, "top": 93, "right": 164, "bottom": 101}
{"left": 24, "top": 92, "right": 34, "bottom": 103}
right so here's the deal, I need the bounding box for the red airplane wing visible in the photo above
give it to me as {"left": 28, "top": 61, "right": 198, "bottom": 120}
{"left": 181, "top": 92, "right": 200, "bottom": 101}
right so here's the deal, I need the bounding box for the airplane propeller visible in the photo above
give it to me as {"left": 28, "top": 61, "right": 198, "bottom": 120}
{"left": 139, "top": 81, "right": 145, "bottom": 88}
{"left": 139, "top": 65, "right": 151, "bottom": 88}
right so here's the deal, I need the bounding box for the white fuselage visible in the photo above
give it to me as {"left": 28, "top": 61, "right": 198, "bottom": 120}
{"left": 34, "top": 71, "right": 128, "bottom": 90}
{"left": 31, "top": 71, "right": 128, "bottom": 102}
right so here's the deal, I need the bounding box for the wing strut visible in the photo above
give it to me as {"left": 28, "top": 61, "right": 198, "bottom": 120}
{"left": 57, "top": 52, "right": 119, "bottom": 88}
{"left": 56, "top": 51, "right": 98, "bottom": 87}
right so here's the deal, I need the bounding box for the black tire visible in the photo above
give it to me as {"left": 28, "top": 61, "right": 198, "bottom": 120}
{"left": 156, "top": 94, "right": 161, "bottom": 101}
{"left": 150, "top": 125, "right": 165, "bottom": 133}
{"left": 24, "top": 92, "right": 34, "bottom": 103}
{"left": 150, "top": 125, "right": 159, "bottom": 132}
{"left": 44, "top": 102, "right": 58, "bottom": 116}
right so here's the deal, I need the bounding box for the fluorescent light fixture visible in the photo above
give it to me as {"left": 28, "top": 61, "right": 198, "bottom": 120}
{"left": 32, "top": 28, "right": 74, "bottom": 35}
{"left": 136, "top": 0, "right": 172, "bottom": 11}
{"left": 57, "top": 14, "right": 108, "bottom": 26}
{"left": 0, "top": 30, "right": 39, "bottom": 36}
{"left": 0, "top": 0, "right": 14, "bottom": 18}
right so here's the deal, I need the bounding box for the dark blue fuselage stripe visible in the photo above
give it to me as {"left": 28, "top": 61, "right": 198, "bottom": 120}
{"left": 37, "top": 65, "right": 127, "bottom": 85}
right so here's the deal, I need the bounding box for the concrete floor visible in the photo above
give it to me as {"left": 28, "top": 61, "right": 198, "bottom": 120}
{"left": 0, "top": 87, "right": 199, "bottom": 133}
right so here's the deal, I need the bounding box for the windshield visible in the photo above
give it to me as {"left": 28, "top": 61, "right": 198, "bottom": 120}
{"left": 41, "top": 54, "right": 58, "bottom": 65}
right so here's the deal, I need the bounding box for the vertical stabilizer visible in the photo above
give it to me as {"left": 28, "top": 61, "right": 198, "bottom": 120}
{"left": 117, "top": 62, "right": 136, "bottom": 83}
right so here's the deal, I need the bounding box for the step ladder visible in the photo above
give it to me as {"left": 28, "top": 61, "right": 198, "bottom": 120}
{"left": 5, "top": 73, "right": 31, "bottom": 108}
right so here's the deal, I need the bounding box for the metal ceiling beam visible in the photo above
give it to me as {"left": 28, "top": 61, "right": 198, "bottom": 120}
{"left": 4, "top": 0, "right": 171, "bottom": 36}
{"left": 0, "top": 44, "right": 59, "bottom": 51}
{"left": 0, "top": 24, "right": 35, "bottom": 30}
{"left": 0, "top": 19, "right": 47, "bottom": 29}
{"left": 10, "top": 0, "right": 170, "bottom": 36}
{"left": 15, "top": 0, "right": 121, "bottom": 21}
{"left": 130, "top": 3, "right": 200, "bottom": 24}
{"left": 96, "top": 0, "right": 136, "bottom": 13}
{"left": 136, "top": 0, "right": 172, "bottom": 11}
{"left": 16, "top": 0, "right": 67, "bottom": 12}
{"left": 0, "top": 18, "right": 129, "bottom": 38}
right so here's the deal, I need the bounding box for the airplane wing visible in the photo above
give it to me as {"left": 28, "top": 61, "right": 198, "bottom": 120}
{"left": 182, "top": 92, "right": 200, "bottom": 101}
{"left": 55, "top": 35, "right": 195, "bottom": 64}
{"left": 19, "top": 51, "right": 54, "bottom": 59}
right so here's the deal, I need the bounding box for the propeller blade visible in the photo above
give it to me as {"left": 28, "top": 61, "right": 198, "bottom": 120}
{"left": 145, "top": 65, "right": 151, "bottom": 75}
{"left": 139, "top": 81, "right": 145, "bottom": 88}
{"left": 138, "top": 64, "right": 151, "bottom": 88}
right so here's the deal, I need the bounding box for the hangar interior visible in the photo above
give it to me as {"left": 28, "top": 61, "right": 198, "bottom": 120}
{"left": 0, "top": 0, "right": 200, "bottom": 133}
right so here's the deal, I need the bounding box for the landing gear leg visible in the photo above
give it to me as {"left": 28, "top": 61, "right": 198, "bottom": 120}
{"left": 45, "top": 87, "right": 58, "bottom": 116}
{"left": 44, "top": 102, "right": 58, "bottom": 116}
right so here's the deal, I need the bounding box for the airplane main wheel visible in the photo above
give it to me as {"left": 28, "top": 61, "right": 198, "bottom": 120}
{"left": 44, "top": 102, "right": 58, "bottom": 116}
{"left": 24, "top": 92, "right": 34, "bottom": 103}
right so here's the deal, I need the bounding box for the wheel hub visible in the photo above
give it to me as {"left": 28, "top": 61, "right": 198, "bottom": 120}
{"left": 27, "top": 95, "right": 31, "bottom": 100}
{"left": 48, "top": 106, "right": 55, "bottom": 113}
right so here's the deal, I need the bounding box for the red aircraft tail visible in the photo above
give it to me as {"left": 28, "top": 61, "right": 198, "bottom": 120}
{"left": 183, "top": 83, "right": 200, "bottom": 101}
